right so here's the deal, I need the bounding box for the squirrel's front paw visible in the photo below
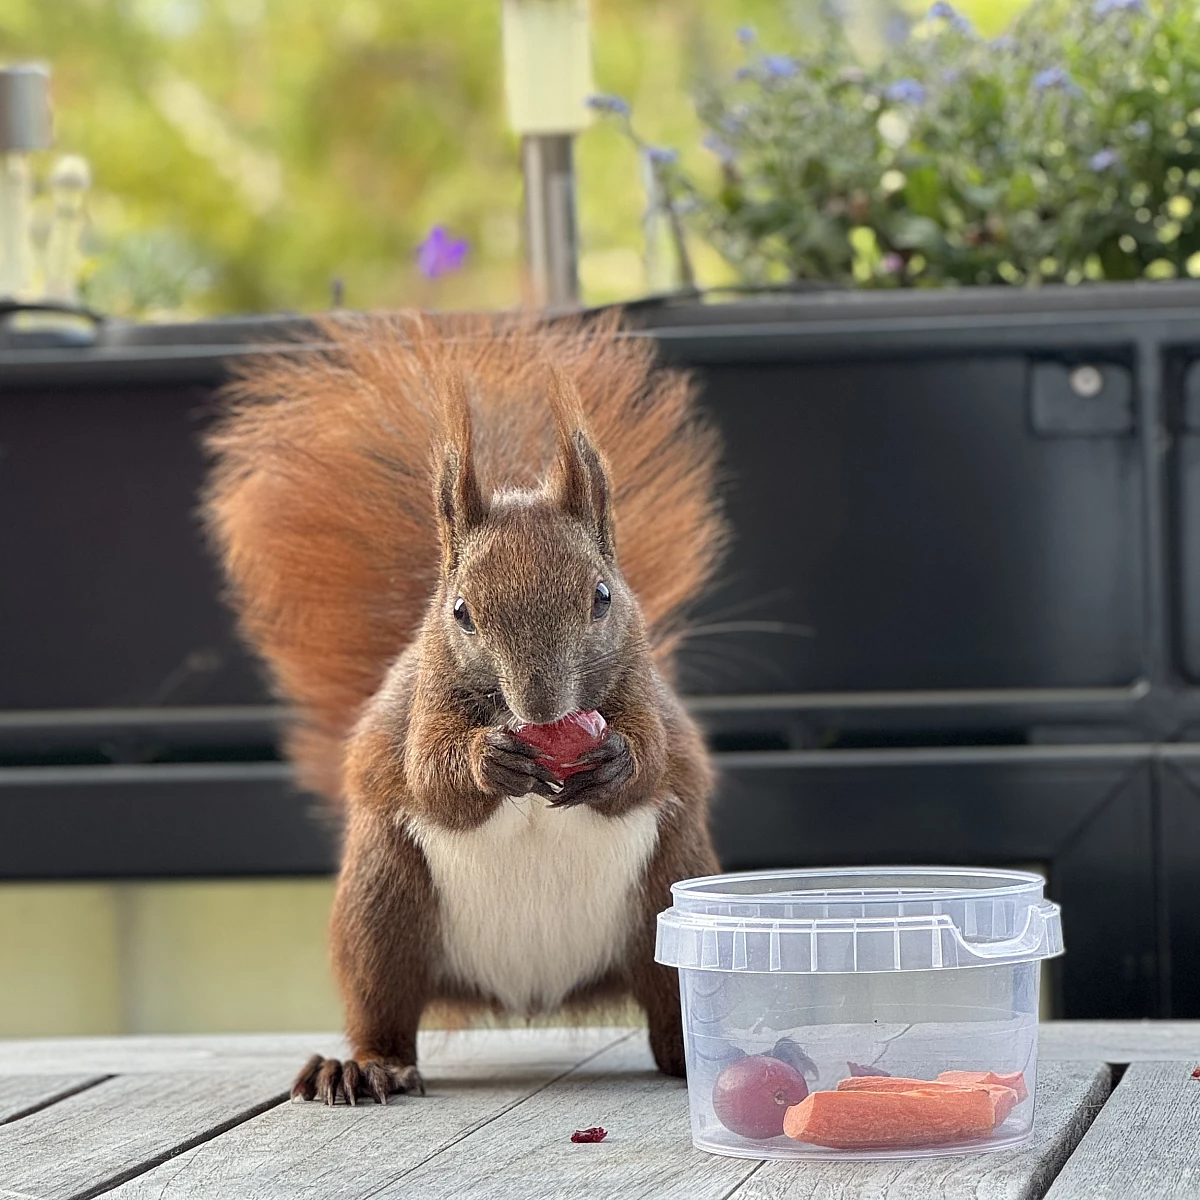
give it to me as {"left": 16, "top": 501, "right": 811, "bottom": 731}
{"left": 471, "top": 727, "right": 561, "bottom": 798}
{"left": 292, "top": 1054, "right": 425, "bottom": 1106}
{"left": 549, "top": 730, "right": 635, "bottom": 809}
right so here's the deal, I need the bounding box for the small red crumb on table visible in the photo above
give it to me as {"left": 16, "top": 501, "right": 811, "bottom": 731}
{"left": 570, "top": 1126, "right": 607, "bottom": 1143}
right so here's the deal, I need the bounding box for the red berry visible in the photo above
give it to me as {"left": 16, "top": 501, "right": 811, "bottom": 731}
{"left": 712, "top": 1055, "right": 810, "bottom": 1140}
{"left": 510, "top": 710, "right": 608, "bottom": 781}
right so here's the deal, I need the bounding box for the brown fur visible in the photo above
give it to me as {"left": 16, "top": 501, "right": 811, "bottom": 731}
{"left": 205, "top": 310, "right": 725, "bottom": 1103}
{"left": 205, "top": 309, "right": 725, "bottom": 799}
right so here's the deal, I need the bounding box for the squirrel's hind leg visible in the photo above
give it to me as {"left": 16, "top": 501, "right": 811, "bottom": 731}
{"left": 626, "top": 812, "right": 721, "bottom": 1079}
{"left": 294, "top": 813, "right": 437, "bottom": 1106}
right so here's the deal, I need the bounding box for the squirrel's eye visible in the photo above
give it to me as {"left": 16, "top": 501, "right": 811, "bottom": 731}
{"left": 592, "top": 580, "right": 611, "bottom": 621}
{"left": 453, "top": 596, "right": 476, "bottom": 634}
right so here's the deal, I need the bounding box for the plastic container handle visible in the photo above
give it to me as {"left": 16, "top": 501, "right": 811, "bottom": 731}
{"left": 949, "top": 899, "right": 1062, "bottom": 960}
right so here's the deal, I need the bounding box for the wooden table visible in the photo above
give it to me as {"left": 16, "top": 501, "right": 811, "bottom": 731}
{"left": 0, "top": 1022, "right": 1196, "bottom": 1199}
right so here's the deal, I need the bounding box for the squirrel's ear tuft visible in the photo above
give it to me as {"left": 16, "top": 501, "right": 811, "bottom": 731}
{"left": 435, "top": 374, "right": 487, "bottom": 573}
{"left": 546, "top": 367, "right": 615, "bottom": 558}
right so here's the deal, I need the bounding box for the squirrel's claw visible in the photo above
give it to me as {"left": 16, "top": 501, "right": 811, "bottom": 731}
{"left": 477, "top": 727, "right": 562, "bottom": 797}
{"left": 292, "top": 1055, "right": 426, "bottom": 1106}
{"left": 548, "top": 731, "right": 635, "bottom": 808}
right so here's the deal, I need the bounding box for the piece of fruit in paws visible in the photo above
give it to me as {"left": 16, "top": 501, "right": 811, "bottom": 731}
{"left": 509, "top": 710, "right": 609, "bottom": 781}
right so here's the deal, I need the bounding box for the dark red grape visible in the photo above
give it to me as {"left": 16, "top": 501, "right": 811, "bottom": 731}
{"left": 712, "top": 1055, "right": 810, "bottom": 1140}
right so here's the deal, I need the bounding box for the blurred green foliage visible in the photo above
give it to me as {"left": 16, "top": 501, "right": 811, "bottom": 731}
{"left": 0, "top": 0, "right": 1030, "bottom": 317}
{"left": 619, "top": 0, "right": 1200, "bottom": 287}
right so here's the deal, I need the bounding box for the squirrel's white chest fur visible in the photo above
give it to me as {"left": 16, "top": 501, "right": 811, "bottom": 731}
{"left": 406, "top": 795, "right": 660, "bottom": 1014}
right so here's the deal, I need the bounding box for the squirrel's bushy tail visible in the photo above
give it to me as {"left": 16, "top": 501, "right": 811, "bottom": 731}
{"left": 204, "top": 309, "right": 726, "bottom": 800}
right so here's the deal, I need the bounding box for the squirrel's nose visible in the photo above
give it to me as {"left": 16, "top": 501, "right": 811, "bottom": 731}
{"left": 506, "top": 675, "right": 573, "bottom": 726}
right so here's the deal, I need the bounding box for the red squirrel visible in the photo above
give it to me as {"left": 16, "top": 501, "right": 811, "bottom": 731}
{"left": 204, "top": 310, "right": 726, "bottom": 1104}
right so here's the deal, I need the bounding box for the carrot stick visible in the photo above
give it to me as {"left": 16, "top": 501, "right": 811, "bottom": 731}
{"left": 783, "top": 1087, "right": 995, "bottom": 1149}
{"left": 837, "top": 1075, "right": 1020, "bottom": 1127}
{"left": 937, "top": 1070, "right": 1028, "bottom": 1103}
{"left": 837, "top": 1076, "right": 976, "bottom": 1093}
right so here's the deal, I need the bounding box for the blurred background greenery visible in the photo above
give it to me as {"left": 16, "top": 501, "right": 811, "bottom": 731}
{"left": 0, "top": 0, "right": 1028, "bottom": 320}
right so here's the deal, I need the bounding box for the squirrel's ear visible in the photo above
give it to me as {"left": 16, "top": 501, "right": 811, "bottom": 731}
{"left": 546, "top": 368, "right": 615, "bottom": 559}
{"left": 435, "top": 374, "right": 487, "bottom": 573}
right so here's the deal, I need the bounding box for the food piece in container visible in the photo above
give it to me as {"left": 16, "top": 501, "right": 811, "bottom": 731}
{"left": 836, "top": 1075, "right": 1019, "bottom": 1128}
{"left": 712, "top": 1055, "right": 810, "bottom": 1140}
{"left": 768, "top": 1037, "right": 819, "bottom": 1081}
{"left": 936, "top": 1070, "right": 1028, "bottom": 1103}
{"left": 783, "top": 1087, "right": 995, "bottom": 1149}
{"left": 847, "top": 1062, "right": 889, "bottom": 1077}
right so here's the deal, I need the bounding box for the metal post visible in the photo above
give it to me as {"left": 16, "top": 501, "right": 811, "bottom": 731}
{"left": 0, "top": 66, "right": 51, "bottom": 301}
{"left": 521, "top": 133, "right": 579, "bottom": 309}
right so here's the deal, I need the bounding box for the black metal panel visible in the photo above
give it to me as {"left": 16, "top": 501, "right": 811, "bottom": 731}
{"left": 710, "top": 747, "right": 1158, "bottom": 1019}
{"left": 0, "top": 763, "right": 337, "bottom": 879}
{"left": 0, "top": 381, "right": 268, "bottom": 710}
{"left": 1159, "top": 749, "right": 1200, "bottom": 1017}
{"left": 1173, "top": 355, "right": 1200, "bottom": 684}
{"left": 3, "top": 289, "right": 1199, "bottom": 1026}
{"left": 673, "top": 355, "right": 1143, "bottom": 695}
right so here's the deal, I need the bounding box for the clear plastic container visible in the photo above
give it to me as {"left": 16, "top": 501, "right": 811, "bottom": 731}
{"left": 656, "top": 867, "right": 1063, "bottom": 1161}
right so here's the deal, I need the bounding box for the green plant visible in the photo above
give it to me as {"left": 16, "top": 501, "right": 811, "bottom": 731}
{"left": 599, "top": 0, "right": 1200, "bottom": 287}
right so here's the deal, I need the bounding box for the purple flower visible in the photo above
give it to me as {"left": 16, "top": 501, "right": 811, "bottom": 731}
{"left": 1033, "top": 66, "right": 1080, "bottom": 94}
{"left": 702, "top": 133, "right": 737, "bottom": 165}
{"left": 886, "top": 78, "right": 927, "bottom": 104}
{"left": 1089, "top": 148, "right": 1120, "bottom": 170}
{"left": 881, "top": 252, "right": 905, "bottom": 274}
{"left": 416, "top": 226, "right": 468, "bottom": 280}
{"left": 928, "top": 1, "right": 972, "bottom": 28}
{"left": 736, "top": 25, "right": 756, "bottom": 45}
{"left": 1093, "top": 0, "right": 1145, "bottom": 14}
{"left": 646, "top": 146, "right": 679, "bottom": 166}
{"left": 991, "top": 34, "right": 1015, "bottom": 50}
{"left": 761, "top": 54, "right": 800, "bottom": 79}
{"left": 734, "top": 66, "right": 754, "bottom": 82}
{"left": 586, "top": 94, "right": 630, "bottom": 117}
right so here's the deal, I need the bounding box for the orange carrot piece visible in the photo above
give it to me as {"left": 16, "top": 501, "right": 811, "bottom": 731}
{"left": 936, "top": 1070, "right": 1028, "bottom": 1103}
{"left": 981, "top": 1084, "right": 1019, "bottom": 1126}
{"left": 902, "top": 1084, "right": 1018, "bottom": 1128}
{"left": 837, "top": 1076, "right": 976, "bottom": 1093}
{"left": 783, "top": 1087, "right": 995, "bottom": 1149}
{"left": 836, "top": 1076, "right": 1019, "bottom": 1129}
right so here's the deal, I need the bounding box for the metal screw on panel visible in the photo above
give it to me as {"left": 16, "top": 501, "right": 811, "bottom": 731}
{"left": 1069, "top": 365, "right": 1104, "bottom": 398}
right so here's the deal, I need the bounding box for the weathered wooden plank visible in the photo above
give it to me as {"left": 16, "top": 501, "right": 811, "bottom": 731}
{"left": 728, "top": 1061, "right": 1110, "bottom": 1200}
{"left": 0, "top": 1026, "right": 628, "bottom": 1076}
{"left": 1039, "top": 1020, "right": 1200, "bottom": 1062}
{"left": 364, "top": 1035, "right": 760, "bottom": 1200}
{"left": 0, "top": 1076, "right": 104, "bottom": 1125}
{"left": 0, "top": 1033, "right": 348, "bottom": 1076}
{"left": 1043, "top": 1061, "right": 1200, "bottom": 1200}
{"left": 0, "top": 1070, "right": 292, "bottom": 1200}
{"left": 101, "top": 1028, "right": 636, "bottom": 1200}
